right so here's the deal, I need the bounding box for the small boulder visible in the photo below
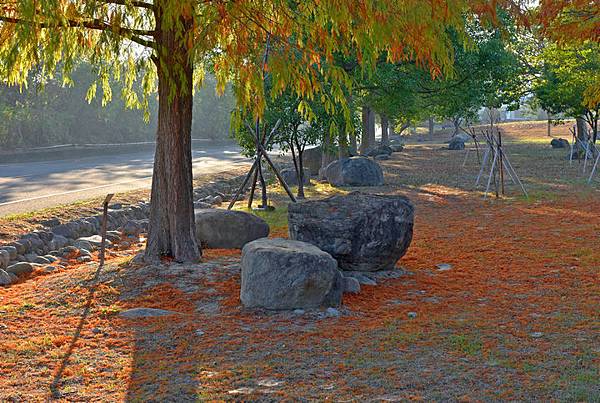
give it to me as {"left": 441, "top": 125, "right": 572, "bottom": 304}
{"left": 343, "top": 276, "right": 361, "bottom": 294}
{"left": 448, "top": 138, "right": 465, "bottom": 150}
{"left": 33, "top": 256, "right": 51, "bottom": 265}
{"left": 365, "top": 145, "right": 393, "bottom": 157}
{"left": 6, "top": 262, "right": 34, "bottom": 276}
{"left": 1, "top": 246, "right": 18, "bottom": 260}
{"left": 0, "top": 269, "right": 13, "bottom": 286}
{"left": 390, "top": 144, "right": 404, "bottom": 153}
{"left": 41, "top": 218, "right": 61, "bottom": 227}
{"left": 280, "top": 168, "right": 310, "bottom": 187}
{"left": 195, "top": 209, "right": 269, "bottom": 249}
{"left": 551, "top": 138, "right": 569, "bottom": 149}
{"left": 374, "top": 154, "right": 390, "bottom": 161}
{"left": 324, "top": 157, "right": 384, "bottom": 187}
{"left": 77, "top": 235, "right": 108, "bottom": 248}
{"left": 121, "top": 220, "right": 147, "bottom": 236}
{"left": 0, "top": 250, "right": 10, "bottom": 269}
{"left": 240, "top": 238, "right": 343, "bottom": 310}
{"left": 73, "top": 239, "right": 94, "bottom": 252}
{"left": 105, "top": 231, "right": 122, "bottom": 243}
{"left": 288, "top": 192, "right": 414, "bottom": 271}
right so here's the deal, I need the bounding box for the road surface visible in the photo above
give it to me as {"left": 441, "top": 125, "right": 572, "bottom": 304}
{"left": 0, "top": 144, "right": 250, "bottom": 217}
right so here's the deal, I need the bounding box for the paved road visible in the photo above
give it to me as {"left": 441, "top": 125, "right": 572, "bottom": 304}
{"left": 0, "top": 144, "right": 250, "bottom": 217}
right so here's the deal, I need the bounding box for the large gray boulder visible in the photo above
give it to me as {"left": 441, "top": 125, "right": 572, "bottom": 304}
{"left": 240, "top": 238, "right": 343, "bottom": 310}
{"left": 324, "top": 157, "right": 384, "bottom": 187}
{"left": 195, "top": 209, "right": 270, "bottom": 249}
{"left": 302, "top": 146, "right": 322, "bottom": 175}
{"left": 280, "top": 167, "right": 310, "bottom": 187}
{"left": 288, "top": 192, "right": 414, "bottom": 272}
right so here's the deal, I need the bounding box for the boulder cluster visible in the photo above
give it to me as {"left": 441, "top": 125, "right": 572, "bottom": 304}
{"left": 240, "top": 192, "right": 414, "bottom": 311}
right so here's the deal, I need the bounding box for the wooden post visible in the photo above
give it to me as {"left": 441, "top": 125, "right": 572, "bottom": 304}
{"left": 498, "top": 129, "right": 505, "bottom": 195}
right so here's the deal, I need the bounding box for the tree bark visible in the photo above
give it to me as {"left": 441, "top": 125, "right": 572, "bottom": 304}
{"left": 360, "top": 105, "right": 369, "bottom": 154}
{"left": 381, "top": 115, "right": 389, "bottom": 146}
{"left": 319, "top": 130, "right": 337, "bottom": 179}
{"left": 348, "top": 130, "right": 357, "bottom": 155}
{"left": 428, "top": 117, "right": 434, "bottom": 141}
{"left": 368, "top": 107, "right": 376, "bottom": 148}
{"left": 145, "top": 4, "right": 200, "bottom": 263}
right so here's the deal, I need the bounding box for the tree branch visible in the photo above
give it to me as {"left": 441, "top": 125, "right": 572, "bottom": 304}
{"left": 0, "top": 15, "right": 155, "bottom": 40}
{"left": 99, "top": 0, "right": 155, "bottom": 10}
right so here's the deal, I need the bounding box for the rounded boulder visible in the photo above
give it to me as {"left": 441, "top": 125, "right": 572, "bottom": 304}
{"left": 324, "top": 157, "right": 384, "bottom": 187}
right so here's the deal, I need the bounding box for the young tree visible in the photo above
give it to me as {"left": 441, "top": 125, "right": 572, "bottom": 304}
{"left": 0, "top": 1, "right": 522, "bottom": 263}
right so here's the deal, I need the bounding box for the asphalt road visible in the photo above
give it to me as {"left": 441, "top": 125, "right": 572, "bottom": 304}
{"left": 0, "top": 144, "right": 251, "bottom": 217}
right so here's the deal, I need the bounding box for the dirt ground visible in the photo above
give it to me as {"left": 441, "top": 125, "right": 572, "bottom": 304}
{"left": 1, "top": 121, "right": 599, "bottom": 401}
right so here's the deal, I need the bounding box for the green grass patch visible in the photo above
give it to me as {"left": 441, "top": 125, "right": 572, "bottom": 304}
{"left": 448, "top": 334, "right": 483, "bottom": 356}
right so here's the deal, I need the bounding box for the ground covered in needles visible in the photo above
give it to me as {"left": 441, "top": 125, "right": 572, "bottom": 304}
{"left": 0, "top": 122, "right": 599, "bottom": 401}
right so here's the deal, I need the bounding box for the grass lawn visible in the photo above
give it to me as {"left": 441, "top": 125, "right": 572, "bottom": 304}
{"left": 0, "top": 121, "right": 599, "bottom": 401}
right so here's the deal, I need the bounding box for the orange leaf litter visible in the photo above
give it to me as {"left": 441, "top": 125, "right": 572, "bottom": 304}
{"left": 0, "top": 188, "right": 599, "bottom": 401}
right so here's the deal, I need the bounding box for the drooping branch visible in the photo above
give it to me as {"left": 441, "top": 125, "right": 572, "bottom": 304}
{"left": 99, "top": 0, "right": 155, "bottom": 10}
{"left": 0, "top": 15, "right": 156, "bottom": 48}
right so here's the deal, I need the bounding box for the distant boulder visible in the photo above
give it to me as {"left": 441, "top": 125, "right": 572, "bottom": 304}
{"left": 551, "top": 138, "right": 569, "bottom": 149}
{"left": 302, "top": 146, "right": 322, "bottom": 175}
{"left": 448, "top": 138, "right": 465, "bottom": 150}
{"left": 280, "top": 167, "right": 310, "bottom": 187}
{"left": 324, "top": 157, "right": 384, "bottom": 187}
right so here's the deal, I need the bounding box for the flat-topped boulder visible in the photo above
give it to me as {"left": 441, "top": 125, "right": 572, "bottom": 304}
{"left": 241, "top": 238, "right": 343, "bottom": 310}
{"left": 288, "top": 192, "right": 414, "bottom": 272}
{"left": 324, "top": 157, "right": 384, "bottom": 187}
{"left": 195, "top": 209, "right": 269, "bottom": 249}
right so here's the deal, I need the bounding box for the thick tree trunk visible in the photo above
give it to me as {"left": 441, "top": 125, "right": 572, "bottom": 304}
{"left": 145, "top": 7, "right": 200, "bottom": 263}
{"left": 381, "top": 115, "right": 389, "bottom": 145}
{"left": 576, "top": 116, "right": 588, "bottom": 142}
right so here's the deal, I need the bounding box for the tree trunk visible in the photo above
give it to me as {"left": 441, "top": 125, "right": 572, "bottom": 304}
{"left": 338, "top": 127, "right": 349, "bottom": 158}
{"left": 381, "top": 115, "right": 389, "bottom": 146}
{"left": 319, "top": 130, "right": 336, "bottom": 179}
{"left": 145, "top": 5, "right": 200, "bottom": 263}
{"left": 547, "top": 117, "right": 552, "bottom": 137}
{"left": 576, "top": 116, "right": 588, "bottom": 142}
{"left": 428, "top": 117, "right": 434, "bottom": 141}
{"left": 360, "top": 105, "right": 369, "bottom": 154}
{"left": 297, "top": 148, "right": 305, "bottom": 199}
{"left": 368, "top": 108, "right": 376, "bottom": 148}
{"left": 453, "top": 117, "right": 461, "bottom": 137}
{"left": 349, "top": 130, "right": 357, "bottom": 155}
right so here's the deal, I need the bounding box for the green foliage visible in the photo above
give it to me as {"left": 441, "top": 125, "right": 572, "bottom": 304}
{"left": 0, "top": 66, "right": 234, "bottom": 148}
{"left": 534, "top": 41, "right": 600, "bottom": 120}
